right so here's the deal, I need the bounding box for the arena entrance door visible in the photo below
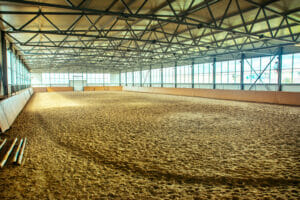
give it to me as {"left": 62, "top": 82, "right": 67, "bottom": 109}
{"left": 71, "top": 74, "right": 86, "bottom": 91}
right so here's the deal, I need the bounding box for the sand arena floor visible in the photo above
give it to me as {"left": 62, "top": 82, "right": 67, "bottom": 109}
{"left": 0, "top": 91, "right": 299, "bottom": 199}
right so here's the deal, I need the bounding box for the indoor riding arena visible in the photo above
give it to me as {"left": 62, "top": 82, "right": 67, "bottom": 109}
{"left": 0, "top": 0, "right": 299, "bottom": 199}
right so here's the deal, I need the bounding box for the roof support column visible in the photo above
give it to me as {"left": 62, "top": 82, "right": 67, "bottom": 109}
{"left": 241, "top": 53, "right": 245, "bottom": 90}
{"left": 132, "top": 69, "right": 134, "bottom": 86}
{"left": 277, "top": 47, "right": 283, "bottom": 91}
{"left": 82, "top": 71, "right": 84, "bottom": 88}
{"left": 213, "top": 57, "right": 216, "bottom": 89}
{"left": 119, "top": 70, "right": 121, "bottom": 86}
{"left": 161, "top": 64, "right": 163, "bottom": 88}
{"left": 140, "top": 66, "right": 142, "bottom": 87}
{"left": 102, "top": 69, "right": 104, "bottom": 86}
{"left": 125, "top": 68, "right": 127, "bottom": 86}
{"left": 175, "top": 61, "right": 177, "bottom": 88}
{"left": 16, "top": 55, "right": 19, "bottom": 91}
{"left": 9, "top": 44, "right": 14, "bottom": 91}
{"left": 149, "top": 65, "right": 152, "bottom": 87}
{"left": 191, "top": 59, "right": 195, "bottom": 88}
{"left": 0, "top": 31, "right": 8, "bottom": 96}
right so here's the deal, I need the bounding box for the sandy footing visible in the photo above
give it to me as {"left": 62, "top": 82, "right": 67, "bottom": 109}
{"left": 0, "top": 91, "right": 299, "bottom": 199}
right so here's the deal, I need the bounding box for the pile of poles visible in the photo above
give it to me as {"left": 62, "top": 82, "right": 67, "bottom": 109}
{"left": 0, "top": 137, "right": 27, "bottom": 168}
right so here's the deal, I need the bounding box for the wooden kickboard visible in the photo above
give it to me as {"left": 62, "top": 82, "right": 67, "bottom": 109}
{"left": 84, "top": 86, "right": 123, "bottom": 91}
{"left": 47, "top": 87, "right": 73, "bottom": 92}
{"left": 123, "top": 87, "right": 300, "bottom": 106}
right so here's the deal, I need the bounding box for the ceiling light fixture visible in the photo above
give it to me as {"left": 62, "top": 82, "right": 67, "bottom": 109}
{"left": 197, "top": 24, "right": 203, "bottom": 29}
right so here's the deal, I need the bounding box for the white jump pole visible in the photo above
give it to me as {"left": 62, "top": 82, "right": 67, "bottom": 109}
{"left": 13, "top": 138, "right": 23, "bottom": 163}
{"left": 0, "top": 138, "right": 18, "bottom": 168}
{"left": 17, "top": 138, "right": 27, "bottom": 165}
{"left": 0, "top": 138, "right": 7, "bottom": 151}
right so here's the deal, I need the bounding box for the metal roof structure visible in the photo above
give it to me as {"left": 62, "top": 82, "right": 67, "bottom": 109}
{"left": 0, "top": 0, "right": 299, "bottom": 72}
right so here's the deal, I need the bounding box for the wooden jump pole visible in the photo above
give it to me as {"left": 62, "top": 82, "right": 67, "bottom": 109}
{"left": 13, "top": 138, "right": 23, "bottom": 163}
{"left": 0, "top": 138, "right": 7, "bottom": 151}
{"left": 0, "top": 137, "right": 17, "bottom": 168}
{"left": 17, "top": 138, "right": 27, "bottom": 165}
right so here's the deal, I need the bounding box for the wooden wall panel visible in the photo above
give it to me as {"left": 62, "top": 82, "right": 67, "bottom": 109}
{"left": 105, "top": 86, "right": 123, "bottom": 91}
{"left": 275, "top": 92, "right": 300, "bottom": 105}
{"left": 33, "top": 87, "right": 47, "bottom": 92}
{"left": 47, "top": 87, "right": 74, "bottom": 92}
{"left": 84, "top": 86, "right": 97, "bottom": 91}
{"left": 94, "top": 87, "right": 105, "bottom": 91}
{"left": 36, "top": 86, "right": 122, "bottom": 92}
{"left": 123, "top": 86, "right": 300, "bottom": 106}
{"left": 84, "top": 86, "right": 123, "bottom": 91}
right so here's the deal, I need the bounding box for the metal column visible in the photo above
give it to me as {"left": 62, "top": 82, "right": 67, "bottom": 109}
{"left": 161, "top": 64, "right": 163, "bottom": 87}
{"left": 149, "top": 65, "right": 152, "bottom": 87}
{"left": 82, "top": 71, "right": 84, "bottom": 89}
{"left": 175, "top": 61, "right": 177, "bottom": 88}
{"left": 140, "top": 66, "right": 142, "bottom": 87}
{"left": 9, "top": 43, "right": 14, "bottom": 91}
{"left": 241, "top": 53, "right": 245, "bottom": 90}
{"left": 191, "top": 59, "right": 195, "bottom": 88}
{"left": 213, "top": 57, "right": 216, "bottom": 89}
{"left": 132, "top": 69, "right": 134, "bottom": 86}
{"left": 102, "top": 68, "right": 104, "bottom": 86}
{"left": 277, "top": 47, "right": 283, "bottom": 91}
{"left": 125, "top": 68, "right": 127, "bottom": 86}
{"left": 17, "top": 54, "right": 20, "bottom": 91}
{"left": 15, "top": 53, "right": 19, "bottom": 92}
{"left": 119, "top": 71, "right": 121, "bottom": 86}
{"left": 0, "top": 31, "right": 8, "bottom": 96}
{"left": 20, "top": 58, "right": 23, "bottom": 89}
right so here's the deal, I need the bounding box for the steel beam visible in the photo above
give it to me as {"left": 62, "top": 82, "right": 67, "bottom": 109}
{"left": 1, "top": 0, "right": 296, "bottom": 44}
{"left": 9, "top": 30, "right": 205, "bottom": 48}
{"left": 2, "top": 0, "right": 299, "bottom": 73}
{"left": 244, "top": 0, "right": 300, "bottom": 24}
{"left": 6, "top": 7, "right": 298, "bottom": 46}
{"left": 0, "top": 0, "right": 201, "bottom": 27}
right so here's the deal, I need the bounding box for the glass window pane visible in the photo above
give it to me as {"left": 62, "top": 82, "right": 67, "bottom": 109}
{"left": 293, "top": 53, "right": 300, "bottom": 83}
